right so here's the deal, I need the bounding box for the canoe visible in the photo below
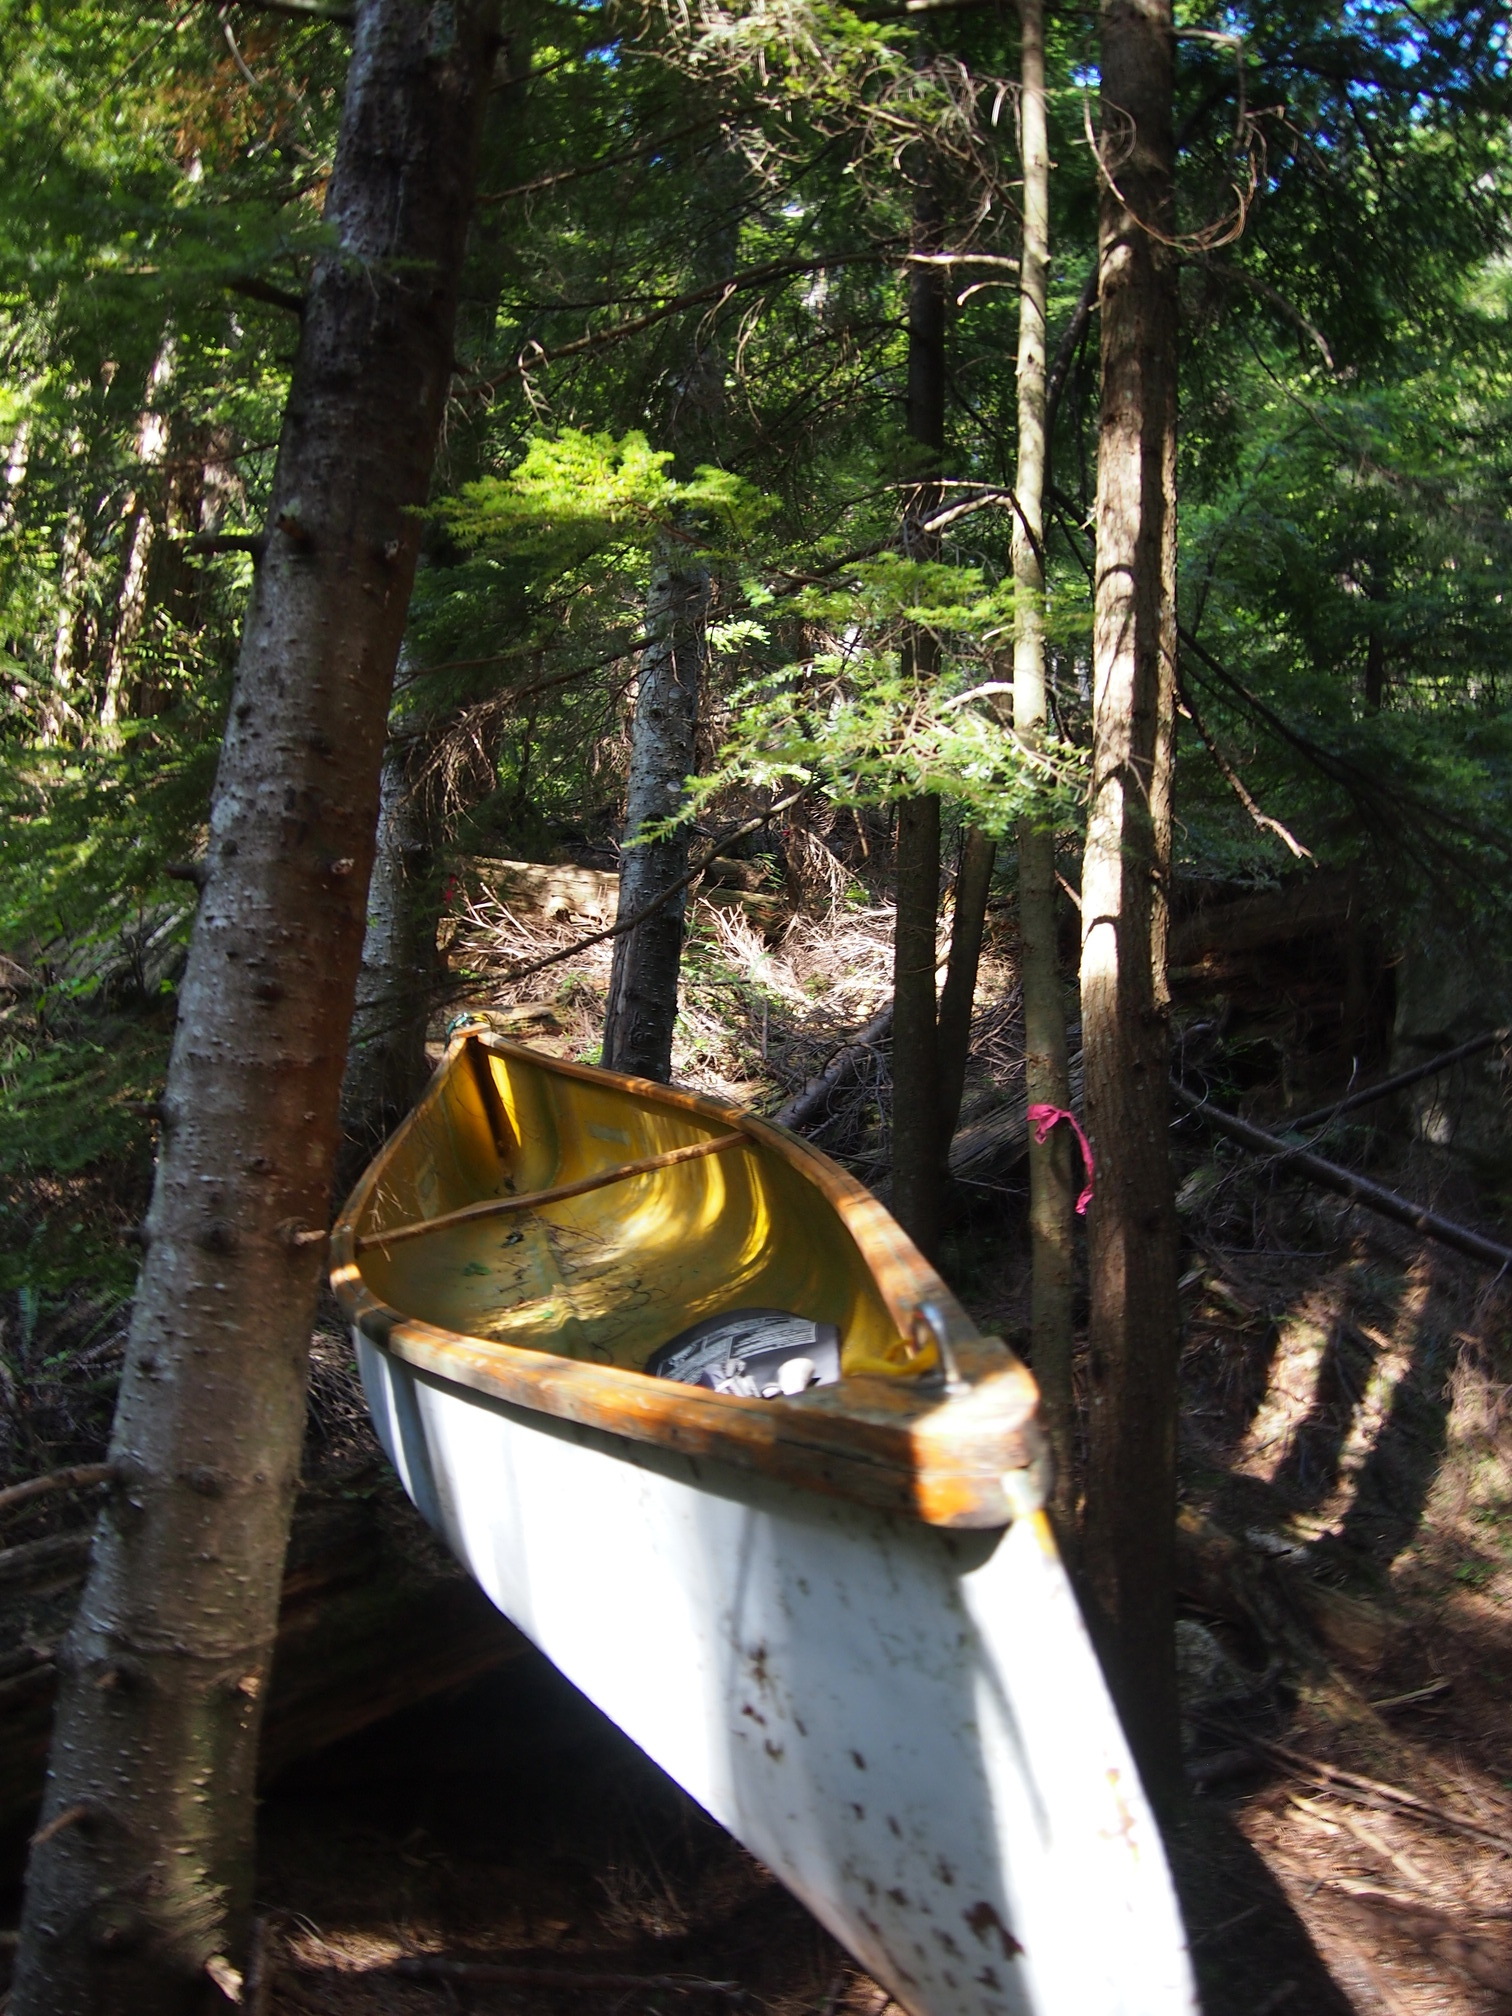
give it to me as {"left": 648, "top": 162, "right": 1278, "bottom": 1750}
{"left": 330, "top": 1024, "right": 1196, "bottom": 2016}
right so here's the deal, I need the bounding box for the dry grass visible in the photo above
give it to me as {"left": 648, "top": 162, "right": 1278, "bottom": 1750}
{"left": 443, "top": 870, "right": 1022, "bottom": 1182}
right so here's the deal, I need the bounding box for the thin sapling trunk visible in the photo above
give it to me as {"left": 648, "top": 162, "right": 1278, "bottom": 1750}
{"left": 1013, "top": 0, "right": 1078, "bottom": 1540}
{"left": 936, "top": 824, "right": 997, "bottom": 1146}
{"left": 602, "top": 541, "right": 710, "bottom": 1081}
{"left": 339, "top": 699, "right": 441, "bottom": 1174}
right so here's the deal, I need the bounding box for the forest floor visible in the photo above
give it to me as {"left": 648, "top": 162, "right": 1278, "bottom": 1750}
{"left": 2, "top": 871, "right": 1511, "bottom": 2015}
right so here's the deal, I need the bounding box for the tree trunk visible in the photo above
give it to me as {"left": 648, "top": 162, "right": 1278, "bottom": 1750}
{"left": 601, "top": 539, "right": 709, "bottom": 1082}
{"left": 1076, "top": 0, "right": 1183, "bottom": 1802}
{"left": 1012, "top": 0, "right": 1078, "bottom": 1542}
{"left": 890, "top": 158, "right": 948, "bottom": 1259}
{"left": 41, "top": 474, "right": 89, "bottom": 745}
{"left": 338, "top": 699, "right": 440, "bottom": 1175}
{"left": 11, "top": 6, "right": 499, "bottom": 2008}
{"left": 99, "top": 340, "right": 175, "bottom": 740}
{"left": 891, "top": 791, "right": 943, "bottom": 1254}
{"left": 0, "top": 1470, "right": 524, "bottom": 1861}
{"left": 936, "top": 825, "right": 996, "bottom": 1145}
{"left": 601, "top": 143, "right": 743, "bottom": 1085}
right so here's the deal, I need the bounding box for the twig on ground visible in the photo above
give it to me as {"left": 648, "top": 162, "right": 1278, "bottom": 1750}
{"left": 1227, "top": 1729, "right": 1512, "bottom": 1856}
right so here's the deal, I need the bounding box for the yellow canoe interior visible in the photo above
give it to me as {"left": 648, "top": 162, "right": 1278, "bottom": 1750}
{"left": 332, "top": 1032, "right": 1044, "bottom": 1528}
{"left": 353, "top": 1032, "right": 950, "bottom": 1377}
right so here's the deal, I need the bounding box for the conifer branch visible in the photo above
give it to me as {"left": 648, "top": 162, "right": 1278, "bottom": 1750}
{"left": 485, "top": 247, "right": 905, "bottom": 384}
{"left": 227, "top": 275, "right": 306, "bottom": 318}
{"left": 179, "top": 532, "right": 267, "bottom": 561}
{"left": 478, "top": 118, "right": 720, "bottom": 204}
{"left": 222, "top": 0, "right": 355, "bottom": 24}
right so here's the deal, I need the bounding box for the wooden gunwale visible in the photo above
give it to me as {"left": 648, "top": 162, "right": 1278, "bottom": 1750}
{"left": 330, "top": 1034, "right": 1043, "bottom": 1529}
{"left": 355, "top": 1129, "right": 750, "bottom": 1253}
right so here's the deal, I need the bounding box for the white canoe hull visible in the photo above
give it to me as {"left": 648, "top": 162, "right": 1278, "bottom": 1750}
{"left": 358, "top": 1336, "right": 1196, "bottom": 2016}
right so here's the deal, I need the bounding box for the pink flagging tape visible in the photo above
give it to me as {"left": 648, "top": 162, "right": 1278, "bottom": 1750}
{"left": 1026, "top": 1103, "right": 1095, "bottom": 1214}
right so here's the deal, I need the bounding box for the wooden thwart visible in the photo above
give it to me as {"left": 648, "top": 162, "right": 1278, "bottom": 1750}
{"left": 355, "top": 1129, "right": 750, "bottom": 1253}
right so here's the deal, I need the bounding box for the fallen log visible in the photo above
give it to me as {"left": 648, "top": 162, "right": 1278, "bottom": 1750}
{"left": 465, "top": 856, "right": 785, "bottom": 932}
{"left": 769, "top": 1000, "right": 1082, "bottom": 1191}
{"left": 0, "top": 1464, "right": 525, "bottom": 1864}
{"left": 1285, "top": 1029, "right": 1505, "bottom": 1134}
{"left": 1172, "top": 1083, "right": 1512, "bottom": 1273}
{"left": 771, "top": 1004, "right": 894, "bottom": 1132}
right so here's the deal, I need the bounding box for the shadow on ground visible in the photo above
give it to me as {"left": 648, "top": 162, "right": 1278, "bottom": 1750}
{"left": 251, "top": 1646, "right": 1356, "bottom": 2016}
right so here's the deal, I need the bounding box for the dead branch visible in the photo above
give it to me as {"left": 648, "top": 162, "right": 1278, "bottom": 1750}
{"left": 494, "top": 246, "right": 904, "bottom": 383}
{"left": 1044, "top": 262, "right": 1098, "bottom": 448}
{"left": 479, "top": 118, "right": 721, "bottom": 203}
{"left": 1172, "top": 1083, "right": 1512, "bottom": 1274}
{"left": 1226, "top": 1731, "right": 1512, "bottom": 1858}
{"left": 0, "top": 1465, "right": 113, "bottom": 1518}
{"left": 1286, "top": 1030, "right": 1506, "bottom": 1134}
{"left": 0, "top": 1531, "right": 94, "bottom": 1587}
{"left": 226, "top": 275, "right": 306, "bottom": 317}
{"left": 771, "top": 1004, "right": 894, "bottom": 1131}
{"left": 179, "top": 532, "right": 267, "bottom": 561}
{"left": 221, "top": 0, "right": 354, "bottom": 22}
{"left": 1176, "top": 669, "right": 1312, "bottom": 859}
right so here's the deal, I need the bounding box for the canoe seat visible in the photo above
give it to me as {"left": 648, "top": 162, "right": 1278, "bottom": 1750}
{"left": 645, "top": 1308, "right": 841, "bottom": 1399}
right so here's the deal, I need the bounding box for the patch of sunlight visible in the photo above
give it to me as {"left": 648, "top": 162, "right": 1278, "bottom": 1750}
{"left": 1232, "top": 1299, "right": 1336, "bottom": 1483}
{"left": 283, "top": 1924, "right": 412, "bottom": 1971}
{"left": 1330, "top": 1265, "right": 1430, "bottom": 1507}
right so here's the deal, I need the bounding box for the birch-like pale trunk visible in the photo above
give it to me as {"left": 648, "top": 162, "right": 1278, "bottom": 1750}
{"left": 1077, "top": 0, "right": 1183, "bottom": 1800}
{"left": 936, "top": 824, "right": 996, "bottom": 1147}
{"left": 98, "top": 341, "right": 176, "bottom": 739}
{"left": 1012, "top": 0, "right": 1078, "bottom": 1541}
{"left": 601, "top": 539, "right": 709, "bottom": 1081}
{"left": 11, "top": 6, "right": 499, "bottom": 2008}
{"left": 339, "top": 697, "right": 439, "bottom": 1170}
{"left": 41, "top": 433, "right": 90, "bottom": 744}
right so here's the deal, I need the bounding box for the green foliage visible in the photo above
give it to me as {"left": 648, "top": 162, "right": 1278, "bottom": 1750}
{"left": 0, "top": 1014, "right": 166, "bottom": 1296}
{"left": 685, "top": 657, "right": 1083, "bottom": 837}
{"left": 440, "top": 428, "right": 773, "bottom": 569}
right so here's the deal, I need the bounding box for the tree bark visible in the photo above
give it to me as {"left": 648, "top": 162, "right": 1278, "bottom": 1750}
{"left": 600, "top": 144, "right": 740, "bottom": 1085}
{"left": 936, "top": 824, "right": 996, "bottom": 1145}
{"left": 889, "top": 154, "right": 948, "bottom": 1260}
{"left": 338, "top": 697, "right": 440, "bottom": 1174}
{"left": 11, "top": 5, "right": 499, "bottom": 2008}
{"left": 601, "top": 540, "right": 709, "bottom": 1081}
{"left": 891, "top": 790, "right": 943, "bottom": 1254}
{"left": 1076, "top": 0, "right": 1183, "bottom": 1802}
{"left": 99, "top": 340, "right": 175, "bottom": 740}
{"left": 41, "top": 468, "right": 90, "bottom": 744}
{"left": 1012, "top": 0, "right": 1078, "bottom": 1543}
